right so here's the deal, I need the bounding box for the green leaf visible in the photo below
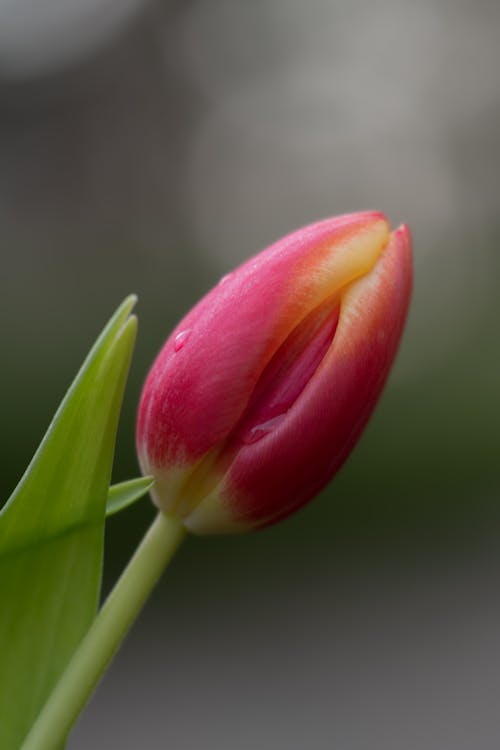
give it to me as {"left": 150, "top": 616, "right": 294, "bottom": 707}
{"left": 0, "top": 296, "right": 137, "bottom": 749}
{"left": 106, "top": 476, "right": 154, "bottom": 517}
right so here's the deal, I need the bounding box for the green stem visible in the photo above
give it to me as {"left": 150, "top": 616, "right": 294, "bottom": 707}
{"left": 22, "top": 512, "right": 186, "bottom": 750}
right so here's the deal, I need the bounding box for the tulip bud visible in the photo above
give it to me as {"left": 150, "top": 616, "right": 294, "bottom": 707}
{"left": 137, "top": 211, "right": 412, "bottom": 534}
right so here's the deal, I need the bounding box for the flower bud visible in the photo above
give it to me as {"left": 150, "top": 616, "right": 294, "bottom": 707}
{"left": 137, "top": 212, "right": 412, "bottom": 534}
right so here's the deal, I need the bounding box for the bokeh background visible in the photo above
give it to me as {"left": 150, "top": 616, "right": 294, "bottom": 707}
{"left": 1, "top": 1, "right": 499, "bottom": 748}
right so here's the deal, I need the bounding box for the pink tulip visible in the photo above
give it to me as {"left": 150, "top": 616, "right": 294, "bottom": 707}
{"left": 137, "top": 211, "right": 412, "bottom": 534}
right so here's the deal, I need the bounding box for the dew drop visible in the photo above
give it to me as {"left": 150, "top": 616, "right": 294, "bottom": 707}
{"left": 242, "top": 413, "right": 287, "bottom": 445}
{"left": 173, "top": 329, "right": 191, "bottom": 352}
{"left": 218, "top": 273, "right": 232, "bottom": 285}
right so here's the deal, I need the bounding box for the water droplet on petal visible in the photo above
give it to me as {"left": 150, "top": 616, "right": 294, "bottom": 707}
{"left": 174, "top": 329, "right": 191, "bottom": 352}
{"left": 218, "top": 273, "right": 232, "bottom": 285}
{"left": 242, "top": 413, "right": 287, "bottom": 445}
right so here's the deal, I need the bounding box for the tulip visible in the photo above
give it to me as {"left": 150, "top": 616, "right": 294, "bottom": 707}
{"left": 137, "top": 211, "right": 412, "bottom": 534}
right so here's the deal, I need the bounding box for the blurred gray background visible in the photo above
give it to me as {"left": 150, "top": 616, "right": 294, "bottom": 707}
{"left": 0, "top": 0, "right": 499, "bottom": 748}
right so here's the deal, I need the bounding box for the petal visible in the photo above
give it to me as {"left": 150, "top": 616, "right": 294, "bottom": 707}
{"left": 137, "top": 212, "right": 390, "bottom": 477}
{"left": 185, "top": 224, "right": 412, "bottom": 533}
